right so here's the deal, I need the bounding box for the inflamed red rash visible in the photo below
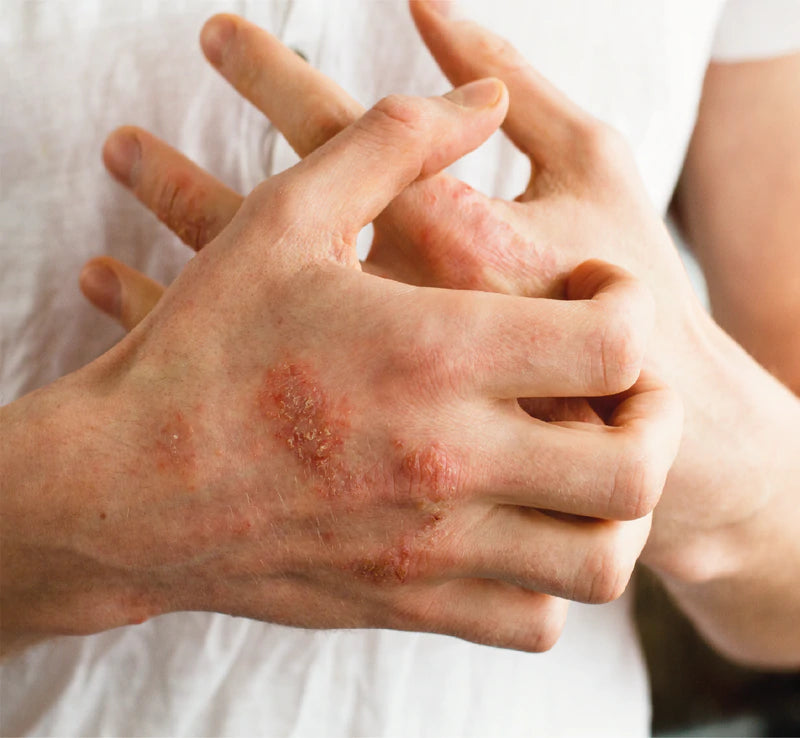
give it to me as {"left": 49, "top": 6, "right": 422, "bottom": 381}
{"left": 399, "top": 442, "right": 459, "bottom": 503}
{"left": 350, "top": 511, "right": 445, "bottom": 585}
{"left": 259, "top": 362, "right": 359, "bottom": 497}
{"left": 411, "top": 180, "right": 559, "bottom": 296}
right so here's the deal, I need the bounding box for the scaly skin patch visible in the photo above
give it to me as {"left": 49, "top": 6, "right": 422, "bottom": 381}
{"left": 353, "top": 544, "right": 413, "bottom": 584}
{"left": 259, "top": 362, "right": 357, "bottom": 497}
{"left": 399, "top": 442, "right": 460, "bottom": 503}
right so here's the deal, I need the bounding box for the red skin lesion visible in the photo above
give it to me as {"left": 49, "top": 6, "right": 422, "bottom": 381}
{"left": 399, "top": 442, "right": 460, "bottom": 503}
{"left": 400, "top": 180, "right": 561, "bottom": 296}
{"left": 353, "top": 544, "right": 413, "bottom": 584}
{"left": 350, "top": 511, "right": 446, "bottom": 585}
{"left": 259, "top": 364, "right": 453, "bottom": 585}
{"left": 258, "top": 362, "right": 358, "bottom": 498}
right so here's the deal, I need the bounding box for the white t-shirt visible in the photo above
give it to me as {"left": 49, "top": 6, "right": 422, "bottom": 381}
{"left": 1, "top": 1, "right": 798, "bottom": 735}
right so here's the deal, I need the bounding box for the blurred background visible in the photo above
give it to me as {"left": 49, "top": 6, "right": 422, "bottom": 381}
{"left": 635, "top": 568, "right": 800, "bottom": 737}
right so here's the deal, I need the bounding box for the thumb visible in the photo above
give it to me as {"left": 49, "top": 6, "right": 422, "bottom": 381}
{"left": 251, "top": 79, "right": 508, "bottom": 261}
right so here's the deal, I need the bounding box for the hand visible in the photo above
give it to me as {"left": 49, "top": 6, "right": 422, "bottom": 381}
{"left": 82, "top": 9, "right": 695, "bottom": 561}
{"left": 80, "top": 5, "right": 800, "bottom": 667}
{"left": 2, "top": 86, "right": 682, "bottom": 654}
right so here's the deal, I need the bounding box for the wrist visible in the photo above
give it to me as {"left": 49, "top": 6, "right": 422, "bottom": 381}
{"left": 1, "top": 364, "right": 169, "bottom": 647}
{"left": 642, "top": 302, "right": 800, "bottom": 583}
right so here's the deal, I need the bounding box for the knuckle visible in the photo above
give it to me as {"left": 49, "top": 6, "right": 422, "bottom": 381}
{"left": 388, "top": 303, "right": 468, "bottom": 396}
{"left": 612, "top": 453, "right": 647, "bottom": 519}
{"left": 581, "top": 535, "right": 632, "bottom": 604}
{"left": 150, "top": 173, "right": 217, "bottom": 249}
{"left": 474, "top": 31, "right": 526, "bottom": 73}
{"left": 485, "top": 596, "right": 568, "bottom": 653}
{"left": 370, "top": 94, "right": 427, "bottom": 138}
{"left": 596, "top": 308, "right": 643, "bottom": 394}
{"left": 525, "top": 600, "right": 567, "bottom": 653}
{"left": 577, "top": 119, "right": 630, "bottom": 164}
{"left": 153, "top": 175, "right": 183, "bottom": 230}
{"left": 394, "top": 442, "right": 464, "bottom": 504}
{"left": 612, "top": 437, "right": 663, "bottom": 520}
{"left": 252, "top": 177, "right": 305, "bottom": 225}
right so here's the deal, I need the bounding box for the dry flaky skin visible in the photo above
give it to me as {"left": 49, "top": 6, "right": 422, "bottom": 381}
{"left": 261, "top": 361, "right": 355, "bottom": 498}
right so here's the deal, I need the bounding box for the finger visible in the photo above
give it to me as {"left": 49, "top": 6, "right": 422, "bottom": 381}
{"left": 396, "top": 579, "right": 568, "bottom": 652}
{"left": 411, "top": 1, "right": 589, "bottom": 169}
{"left": 474, "top": 370, "right": 683, "bottom": 520}
{"left": 455, "top": 507, "right": 652, "bottom": 604}
{"left": 257, "top": 82, "right": 509, "bottom": 243}
{"left": 448, "top": 260, "right": 654, "bottom": 398}
{"left": 79, "top": 257, "right": 165, "bottom": 331}
{"left": 200, "top": 14, "right": 365, "bottom": 158}
{"left": 103, "top": 126, "right": 243, "bottom": 250}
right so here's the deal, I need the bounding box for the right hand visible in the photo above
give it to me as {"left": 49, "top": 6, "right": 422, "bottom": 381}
{"left": 2, "top": 85, "right": 682, "bottom": 653}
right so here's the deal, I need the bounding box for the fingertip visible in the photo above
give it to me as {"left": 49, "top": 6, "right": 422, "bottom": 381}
{"left": 80, "top": 258, "right": 122, "bottom": 319}
{"left": 200, "top": 13, "right": 237, "bottom": 68}
{"left": 411, "top": 0, "right": 454, "bottom": 20}
{"left": 102, "top": 127, "right": 141, "bottom": 187}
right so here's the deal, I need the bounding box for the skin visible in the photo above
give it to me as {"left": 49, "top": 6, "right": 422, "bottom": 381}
{"left": 675, "top": 54, "right": 800, "bottom": 393}
{"left": 0, "top": 81, "right": 683, "bottom": 655}
{"left": 80, "top": 5, "right": 800, "bottom": 668}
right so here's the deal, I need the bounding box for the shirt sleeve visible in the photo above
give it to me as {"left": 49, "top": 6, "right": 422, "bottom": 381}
{"left": 711, "top": 0, "right": 800, "bottom": 61}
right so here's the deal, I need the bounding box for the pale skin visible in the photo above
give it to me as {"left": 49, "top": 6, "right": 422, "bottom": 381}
{"left": 78, "top": 4, "right": 800, "bottom": 668}
{"left": 0, "top": 78, "right": 683, "bottom": 654}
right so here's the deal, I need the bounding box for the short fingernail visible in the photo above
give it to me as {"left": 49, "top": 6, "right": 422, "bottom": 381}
{"left": 201, "top": 15, "right": 236, "bottom": 67}
{"left": 80, "top": 263, "right": 121, "bottom": 319}
{"left": 444, "top": 78, "right": 503, "bottom": 108}
{"left": 103, "top": 131, "right": 141, "bottom": 187}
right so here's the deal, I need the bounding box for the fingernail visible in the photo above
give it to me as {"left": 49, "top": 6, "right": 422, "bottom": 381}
{"left": 80, "top": 263, "right": 121, "bottom": 319}
{"left": 444, "top": 78, "right": 502, "bottom": 108}
{"left": 201, "top": 15, "right": 235, "bottom": 67}
{"left": 424, "top": 0, "right": 453, "bottom": 18}
{"left": 103, "top": 131, "right": 141, "bottom": 187}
